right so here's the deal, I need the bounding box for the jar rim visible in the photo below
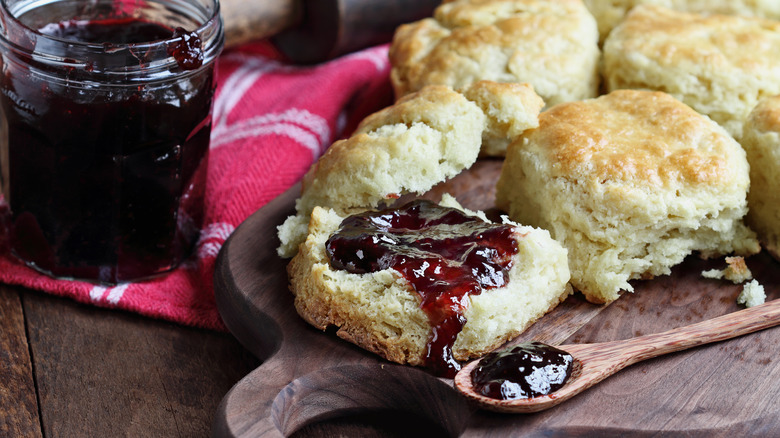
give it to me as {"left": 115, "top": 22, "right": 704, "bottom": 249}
{"left": 0, "top": 0, "right": 224, "bottom": 76}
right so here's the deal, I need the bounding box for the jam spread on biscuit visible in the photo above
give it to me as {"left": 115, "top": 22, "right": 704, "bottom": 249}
{"left": 471, "top": 342, "right": 573, "bottom": 399}
{"left": 325, "top": 199, "right": 518, "bottom": 377}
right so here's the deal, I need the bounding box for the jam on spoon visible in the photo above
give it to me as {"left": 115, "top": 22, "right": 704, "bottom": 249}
{"left": 455, "top": 298, "right": 780, "bottom": 414}
{"left": 325, "top": 199, "right": 519, "bottom": 377}
{"left": 471, "top": 342, "right": 573, "bottom": 400}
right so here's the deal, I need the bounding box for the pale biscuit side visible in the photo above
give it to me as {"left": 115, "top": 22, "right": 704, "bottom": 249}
{"left": 461, "top": 81, "right": 544, "bottom": 156}
{"left": 277, "top": 85, "right": 486, "bottom": 258}
{"left": 742, "top": 95, "right": 780, "bottom": 260}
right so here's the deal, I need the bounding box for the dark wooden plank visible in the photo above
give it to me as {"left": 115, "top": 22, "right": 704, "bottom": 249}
{"left": 21, "top": 290, "right": 259, "bottom": 438}
{"left": 0, "top": 285, "right": 42, "bottom": 438}
{"left": 291, "top": 414, "right": 452, "bottom": 438}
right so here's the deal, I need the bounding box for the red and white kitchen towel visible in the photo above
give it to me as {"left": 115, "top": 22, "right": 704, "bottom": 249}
{"left": 0, "top": 41, "right": 394, "bottom": 331}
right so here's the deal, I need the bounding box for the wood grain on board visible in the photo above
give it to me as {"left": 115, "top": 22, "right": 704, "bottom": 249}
{"left": 456, "top": 296, "right": 780, "bottom": 414}
{"left": 213, "top": 159, "right": 780, "bottom": 437}
{"left": 4, "top": 288, "right": 260, "bottom": 438}
{"left": 0, "top": 286, "right": 42, "bottom": 438}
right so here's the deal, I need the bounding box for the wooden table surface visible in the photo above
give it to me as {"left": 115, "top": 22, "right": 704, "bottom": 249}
{"left": 4, "top": 257, "right": 780, "bottom": 438}
{"left": 0, "top": 283, "right": 260, "bottom": 438}
{"left": 0, "top": 284, "right": 444, "bottom": 437}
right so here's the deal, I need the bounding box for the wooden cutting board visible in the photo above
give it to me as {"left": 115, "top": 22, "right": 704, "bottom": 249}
{"left": 211, "top": 159, "right": 780, "bottom": 437}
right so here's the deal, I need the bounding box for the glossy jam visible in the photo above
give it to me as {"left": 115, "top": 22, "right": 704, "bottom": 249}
{"left": 471, "top": 342, "right": 574, "bottom": 400}
{"left": 325, "top": 199, "right": 518, "bottom": 377}
{"left": 168, "top": 27, "right": 204, "bottom": 70}
{"left": 0, "top": 17, "right": 213, "bottom": 283}
{"left": 39, "top": 18, "right": 204, "bottom": 70}
{"left": 39, "top": 18, "right": 173, "bottom": 43}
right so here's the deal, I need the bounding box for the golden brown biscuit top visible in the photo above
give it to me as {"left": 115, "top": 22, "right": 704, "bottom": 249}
{"left": 436, "top": 0, "right": 583, "bottom": 27}
{"left": 583, "top": 0, "right": 780, "bottom": 41}
{"left": 528, "top": 90, "right": 737, "bottom": 188}
{"left": 748, "top": 95, "right": 780, "bottom": 134}
{"left": 610, "top": 5, "right": 780, "bottom": 73}
{"left": 389, "top": 0, "right": 597, "bottom": 99}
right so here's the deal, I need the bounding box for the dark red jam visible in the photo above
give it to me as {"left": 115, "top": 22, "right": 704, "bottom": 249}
{"left": 325, "top": 200, "right": 519, "bottom": 378}
{"left": 0, "top": 17, "right": 213, "bottom": 283}
{"left": 38, "top": 18, "right": 173, "bottom": 44}
{"left": 471, "top": 342, "right": 573, "bottom": 400}
{"left": 39, "top": 18, "right": 203, "bottom": 70}
{"left": 168, "top": 27, "right": 204, "bottom": 70}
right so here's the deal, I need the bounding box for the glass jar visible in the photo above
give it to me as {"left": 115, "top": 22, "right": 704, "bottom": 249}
{"left": 0, "top": 0, "right": 224, "bottom": 283}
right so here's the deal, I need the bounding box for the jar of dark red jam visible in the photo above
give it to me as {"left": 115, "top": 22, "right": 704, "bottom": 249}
{"left": 0, "top": 0, "right": 223, "bottom": 283}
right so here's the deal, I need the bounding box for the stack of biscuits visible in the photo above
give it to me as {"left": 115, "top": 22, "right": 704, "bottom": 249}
{"left": 279, "top": 0, "right": 780, "bottom": 372}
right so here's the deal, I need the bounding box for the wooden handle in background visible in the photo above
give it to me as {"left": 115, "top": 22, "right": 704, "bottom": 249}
{"left": 220, "top": 0, "right": 302, "bottom": 48}
{"left": 219, "top": 0, "right": 441, "bottom": 63}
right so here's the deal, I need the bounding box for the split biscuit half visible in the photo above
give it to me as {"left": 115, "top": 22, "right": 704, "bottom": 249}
{"left": 287, "top": 199, "right": 571, "bottom": 366}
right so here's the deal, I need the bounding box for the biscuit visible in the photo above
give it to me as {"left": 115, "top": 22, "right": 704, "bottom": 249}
{"left": 277, "top": 81, "right": 543, "bottom": 257}
{"left": 461, "top": 80, "right": 544, "bottom": 156}
{"left": 389, "top": 0, "right": 600, "bottom": 110}
{"left": 602, "top": 5, "right": 780, "bottom": 139}
{"left": 495, "top": 89, "right": 759, "bottom": 304}
{"left": 742, "top": 95, "right": 780, "bottom": 261}
{"left": 583, "top": 0, "right": 780, "bottom": 42}
{"left": 287, "top": 198, "right": 571, "bottom": 367}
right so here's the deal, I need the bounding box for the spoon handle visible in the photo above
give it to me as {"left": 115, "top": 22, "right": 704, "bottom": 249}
{"left": 454, "top": 299, "right": 780, "bottom": 414}
{"left": 565, "top": 298, "right": 780, "bottom": 368}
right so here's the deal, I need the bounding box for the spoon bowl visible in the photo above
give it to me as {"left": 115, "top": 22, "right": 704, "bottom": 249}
{"left": 455, "top": 298, "right": 780, "bottom": 413}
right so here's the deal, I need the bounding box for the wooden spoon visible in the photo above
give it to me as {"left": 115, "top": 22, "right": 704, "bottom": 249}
{"left": 454, "top": 297, "right": 780, "bottom": 413}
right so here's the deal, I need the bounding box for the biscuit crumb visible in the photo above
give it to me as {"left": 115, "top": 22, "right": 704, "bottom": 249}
{"left": 737, "top": 280, "right": 766, "bottom": 308}
{"left": 701, "top": 256, "right": 753, "bottom": 284}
